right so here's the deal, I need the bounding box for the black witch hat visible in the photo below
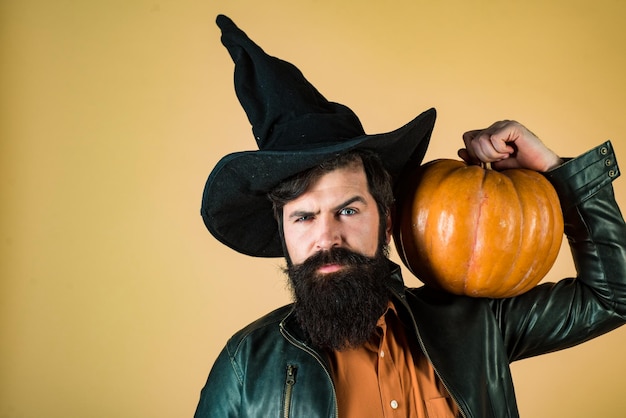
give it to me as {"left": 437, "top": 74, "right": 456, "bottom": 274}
{"left": 201, "top": 15, "right": 436, "bottom": 257}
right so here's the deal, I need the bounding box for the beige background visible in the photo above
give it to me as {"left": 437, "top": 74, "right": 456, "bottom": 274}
{"left": 2, "top": 0, "right": 626, "bottom": 417}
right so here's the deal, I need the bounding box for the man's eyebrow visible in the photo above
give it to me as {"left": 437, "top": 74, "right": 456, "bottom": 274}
{"left": 332, "top": 196, "right": 367, "bottom": 213}
{"left": 286, "top": 196, "right": 368, "bottom": 219}
{"left": 287, "top": 209, "right": 316, "bottom": 220}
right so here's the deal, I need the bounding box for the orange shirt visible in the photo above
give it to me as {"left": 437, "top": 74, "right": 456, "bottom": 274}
{"left": 328, "top": 303, "right": 460, "bottom": 417}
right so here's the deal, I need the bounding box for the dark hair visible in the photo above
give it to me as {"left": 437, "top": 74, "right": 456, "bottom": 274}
{"left": 268, "top": 149, "right": 394, "bottom": 224}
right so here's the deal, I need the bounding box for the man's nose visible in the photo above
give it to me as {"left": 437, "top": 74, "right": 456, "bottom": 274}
{"left": 315, "top": 217, "right": 341, "bottom": 251}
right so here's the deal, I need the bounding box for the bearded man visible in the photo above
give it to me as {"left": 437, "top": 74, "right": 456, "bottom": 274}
{"left": 194, "top": 15, "right": 626, "bottom": 418}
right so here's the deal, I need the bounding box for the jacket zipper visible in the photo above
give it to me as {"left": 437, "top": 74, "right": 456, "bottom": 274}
{"left": 280, "top": 321, "right": 339, "bottom": 418}
{"left": 283, "top": 364, "right": 297, "bottom": 418}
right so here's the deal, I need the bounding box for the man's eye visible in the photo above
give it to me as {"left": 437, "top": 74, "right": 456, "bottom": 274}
{"left": 339, "top": 208, "right": 357, "bottom": 216}
{"left": 295, "top": 215, "right": 311, "bottom": 222}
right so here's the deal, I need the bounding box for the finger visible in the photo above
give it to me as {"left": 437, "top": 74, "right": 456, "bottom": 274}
{"left": 461, "top": 130, "right": 482, "bottom": 163}
{"left": 483, "top": 120, "right": 512, "bottom": 136}
{"left": 488, "top": 120, "right": 524, "bottom": 145}
{"left": 489, "top": 133, "right": 516, "bottom": 155}
{"left": 491, "top": 157, "right": 522, "bottom": 170}
{"left": 462, "top": 129, "right": 484, "bottom": 144}
{"left": 482, "top": 122, "right": 519, "bottom": 158}
{"left": 463, "top": 123, "right": 514, "bottom": 163}
{"left": 457, "top": 148, "right": 478, "bottom": 165}
{"left": 474, "top": 132, "right": 510, "bottom": 162}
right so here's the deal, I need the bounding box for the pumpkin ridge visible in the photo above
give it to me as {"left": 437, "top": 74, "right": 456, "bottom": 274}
{"left": 495, "top": 181, "right": 528, "bottom": 296}
{"left": 465, "top": 166, "right": 490, "bottom": 295}
{"left": 519, "top": 171, "right": 549, "bottom": 294}
{"left": 432, "top": 164, "right": 467, "bottom": 294}
{"left": 494, "top": 171, "right": 526, "bottom": 297}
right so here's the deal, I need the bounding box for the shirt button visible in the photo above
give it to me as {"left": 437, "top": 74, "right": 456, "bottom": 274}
{"left": 390, "top": 400, "right": 399, "bottom": 409}
{"left": 380, "top": 350, "right": 385, "bottom": 358}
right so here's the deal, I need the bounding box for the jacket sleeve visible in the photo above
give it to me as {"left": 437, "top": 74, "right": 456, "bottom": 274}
{"left": 194, "top": 343, "right": 242, "bottom": 418}
{"left": 493, "top": 141, "right": 626, "bottom": 362}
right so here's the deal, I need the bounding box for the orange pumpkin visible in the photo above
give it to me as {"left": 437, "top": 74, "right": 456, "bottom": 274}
{"left": 393, "top": 159, "right": 564, "bottom": 298}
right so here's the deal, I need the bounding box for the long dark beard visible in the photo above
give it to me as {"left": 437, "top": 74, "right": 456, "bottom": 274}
{"left": 285, "top": 246, "right": 392, "bottom": 351}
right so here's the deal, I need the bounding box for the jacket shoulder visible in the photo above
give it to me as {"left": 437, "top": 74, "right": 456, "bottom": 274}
{"left": 226, "top": 304, "right": 294, "bottom": 353}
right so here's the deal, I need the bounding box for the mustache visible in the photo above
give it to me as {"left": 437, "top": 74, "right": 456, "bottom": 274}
{"left": 288, "top": 247, "right": 375, "bottom": 277}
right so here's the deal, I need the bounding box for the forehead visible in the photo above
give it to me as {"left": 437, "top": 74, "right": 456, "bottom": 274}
{"left": 304, "top": 161, "right": 367, "bottom": 193}
{"left": 284, "top": 162, "right": 371, "bottom": 208}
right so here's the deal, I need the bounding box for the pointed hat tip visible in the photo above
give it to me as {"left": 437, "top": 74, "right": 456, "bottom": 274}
{"left": 216, "top": 14, "right": 247, "bottom": 44}
{"left": 216, "top": 14, "right": 235, "bottom": 29}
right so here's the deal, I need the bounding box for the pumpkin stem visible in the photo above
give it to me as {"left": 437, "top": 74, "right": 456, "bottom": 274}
{"left": 481, "top": 161, "right": 493, "bottom": 170}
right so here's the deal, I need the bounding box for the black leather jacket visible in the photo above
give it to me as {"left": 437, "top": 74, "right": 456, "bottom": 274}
{"left": 195, "top": 142, "right": 626, "bottom": 418}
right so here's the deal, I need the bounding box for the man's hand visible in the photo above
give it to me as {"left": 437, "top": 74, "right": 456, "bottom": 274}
{"left": 458, "top": 120, "right": 563, "bottom": 172}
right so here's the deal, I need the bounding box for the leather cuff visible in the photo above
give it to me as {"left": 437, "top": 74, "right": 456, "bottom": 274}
{"left": 543, "top": 140, "right": 620, "bottom": 209}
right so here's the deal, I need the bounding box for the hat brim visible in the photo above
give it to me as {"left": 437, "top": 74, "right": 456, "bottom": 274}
{"left": 201, "top": 107, "right": 436, "bottom": 257}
